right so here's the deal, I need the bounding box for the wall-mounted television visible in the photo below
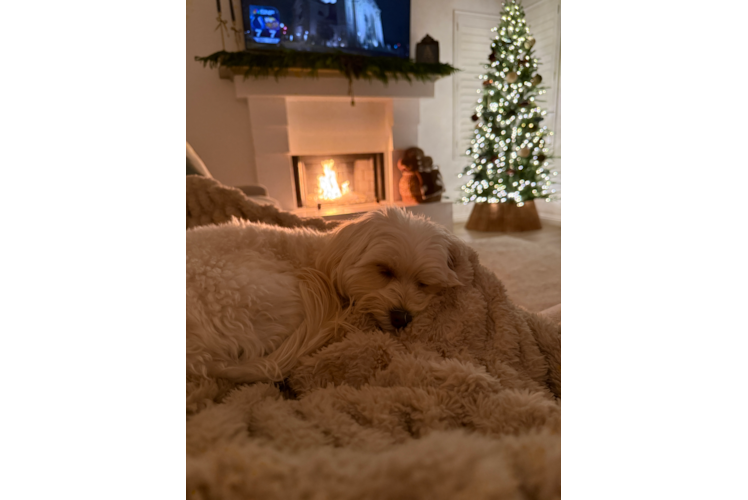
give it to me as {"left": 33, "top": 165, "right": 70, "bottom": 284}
{"left": 240, "top": 0, "right": 411, "bottom": 59}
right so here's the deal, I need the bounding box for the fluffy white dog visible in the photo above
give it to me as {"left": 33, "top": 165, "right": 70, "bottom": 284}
{"left": 186, "top": 207, "right": 466, "bottom": 404}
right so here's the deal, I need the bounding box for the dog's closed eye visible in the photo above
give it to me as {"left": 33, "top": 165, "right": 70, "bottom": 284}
{"left": 415, "top": 276, "right": 442, "bottom": 292}
{"left": 377, "top": 264, "right": 395, "bottom": 279}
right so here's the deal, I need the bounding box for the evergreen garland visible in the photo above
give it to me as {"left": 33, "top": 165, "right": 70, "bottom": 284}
{"left": 196, "top": 49, "right": 458, "bottom": 85}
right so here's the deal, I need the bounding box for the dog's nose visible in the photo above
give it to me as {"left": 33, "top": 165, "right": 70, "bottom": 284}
{"left": 390, "top": 309, "right": 412, "bottom": 329}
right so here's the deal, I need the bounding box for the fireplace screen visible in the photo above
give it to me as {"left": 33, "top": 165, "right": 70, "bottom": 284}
{"left": 292, "top": 153, "right": 385, "bottom": 208}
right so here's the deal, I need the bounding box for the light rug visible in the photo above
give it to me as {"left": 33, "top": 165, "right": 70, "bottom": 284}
{"left": 465, "top": 234, "right": 561, "bottom": 313}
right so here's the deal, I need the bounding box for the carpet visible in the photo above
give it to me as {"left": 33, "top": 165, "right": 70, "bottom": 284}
{"left": 461, "top": 232, "right": 561, "bottom": 313}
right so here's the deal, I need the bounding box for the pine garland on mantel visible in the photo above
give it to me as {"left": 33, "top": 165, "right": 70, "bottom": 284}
{"left": 195, "top": 49, "right": 458, "bottom": 102}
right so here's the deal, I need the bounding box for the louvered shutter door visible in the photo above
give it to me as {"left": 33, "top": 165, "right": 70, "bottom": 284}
{"left": 452, "top": 11, "right": 501, "bottom": 160}
{"left": 524, "top": 0, "right": 561, "bottom": 176}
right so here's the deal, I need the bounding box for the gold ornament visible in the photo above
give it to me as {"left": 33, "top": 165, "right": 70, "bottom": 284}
{"left": 519, "top": 147, "right": 531, "bottom": 158}
{"left": 505, "top": 71, "right": 518, "bottom": 83}
{"left": 524, "top": 37, "right": 535, "bottom": 49}
{"left": 531, "top": 74, "right": 543, "bottom": 86}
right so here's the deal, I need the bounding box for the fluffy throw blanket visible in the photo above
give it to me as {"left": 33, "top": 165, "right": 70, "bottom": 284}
{"left": 186, "top": 175, "right": 339, "bottom": 231}
{"left": 186, "top": 179, "right": 561, "bottom": 500}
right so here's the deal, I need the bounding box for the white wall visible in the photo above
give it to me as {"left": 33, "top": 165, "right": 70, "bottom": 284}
{"left": 187, "top": 0, "right": 258, "bottom": 186}
{"left": 410, "top": 0, "right": 499, "bottom": 220}
{"left": 286, "top": 99, "right": 390, "bottom": 156}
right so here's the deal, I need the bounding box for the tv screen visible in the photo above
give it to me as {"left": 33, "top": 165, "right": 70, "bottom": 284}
{"left": 240, "top": 0, "right": 411, "bottom": 59}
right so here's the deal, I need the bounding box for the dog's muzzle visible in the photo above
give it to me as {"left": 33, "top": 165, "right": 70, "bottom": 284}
{"left": 390, "top": 309, "right": 412, "bottom": 329}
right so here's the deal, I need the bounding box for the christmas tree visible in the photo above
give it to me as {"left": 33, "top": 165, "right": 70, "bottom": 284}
{"left": 459, "top": 0, "right": 557, "bottom": 207}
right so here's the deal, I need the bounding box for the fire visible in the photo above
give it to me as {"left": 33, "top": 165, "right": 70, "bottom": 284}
{"left": 317, "top": 159, "right": 343, "bottom": 201}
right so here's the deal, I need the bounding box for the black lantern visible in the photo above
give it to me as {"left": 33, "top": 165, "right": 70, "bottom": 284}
{"left": 416, "top": 35, "right": 439, "bottom": 64}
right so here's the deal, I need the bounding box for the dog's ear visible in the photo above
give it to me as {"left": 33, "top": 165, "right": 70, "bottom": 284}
{"left": 446, "top": 237, "right": 474, "bottom": 287}
{"left": 316, "top": 214, "right": 377, "bottom": 294}
{"left": 448, "top": 247, "right": 457, "bottom": 272}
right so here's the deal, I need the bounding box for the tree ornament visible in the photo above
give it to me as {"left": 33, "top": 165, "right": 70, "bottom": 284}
{"left": 482, "top": 79, "right": 494, "bottom": 87}
{"left": 507, "top": 169, "right": 516, "bottom": 176}
{"left": 537, "top": 154, "right": 547, "bottom": 163}
{"left": 519, "top": 147, "right": 531, "bottom": 158}
{"left": 488, "top": 53, "right": 497, "bottom": 62}
{"left": 531, "top": 74, "right": 543, "bottom": 86}
{"left": 524, "top": 37, "right": 535, "bottom": 49}
{"left": 519, "top": 101, "right": 530, "bottom": 107}
{"left": 471, "top": 114, "right": 479, "bottom": 122}
{"left": 505, "top": 72, "right": 518, "bottom": 83}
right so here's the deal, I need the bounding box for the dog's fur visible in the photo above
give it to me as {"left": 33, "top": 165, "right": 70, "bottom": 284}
{"left": 186, "top": 208, "right": 465, "bottom": 405}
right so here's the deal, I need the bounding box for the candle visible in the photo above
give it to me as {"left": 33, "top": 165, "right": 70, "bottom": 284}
{"left": 216, "top": 0, "right": 221, "bottom": 13}
{"left": 229, "top": 0, "right": 235, "bottom": 21}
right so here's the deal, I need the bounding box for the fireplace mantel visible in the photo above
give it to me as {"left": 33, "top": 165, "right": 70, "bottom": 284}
{"left": 226, "top": 69, "right": 436, "bottom": 99}
{"left": 231, "top": 69, "right": 451, "bottom": 228}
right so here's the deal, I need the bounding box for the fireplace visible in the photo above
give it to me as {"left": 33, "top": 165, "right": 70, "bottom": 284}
{"left": 230, "top": 78, "right": 453, "bottom": 227}
{"left": 292, "top": 153, "right": 386, "bottom": 209}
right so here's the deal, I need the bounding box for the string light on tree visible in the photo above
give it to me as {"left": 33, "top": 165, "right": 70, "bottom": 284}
{"left": 459, "top": 0, "right": 558, "bottom": 209}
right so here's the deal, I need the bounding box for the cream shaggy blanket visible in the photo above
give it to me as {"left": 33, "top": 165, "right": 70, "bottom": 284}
{"left": 186, "top": 180, "right": 561, "bottom": 500}
{"left": 186, "top": 175, "right": 339, "bottom": 231}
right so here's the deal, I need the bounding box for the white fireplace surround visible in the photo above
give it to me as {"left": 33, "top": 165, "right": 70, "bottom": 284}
{"left": 231, "top": 72, "right": 453, "bottom": 227}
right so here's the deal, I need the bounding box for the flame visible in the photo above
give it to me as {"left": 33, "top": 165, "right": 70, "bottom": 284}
{"left": 317, "top": 159, "right": 343, "bottom": 201}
